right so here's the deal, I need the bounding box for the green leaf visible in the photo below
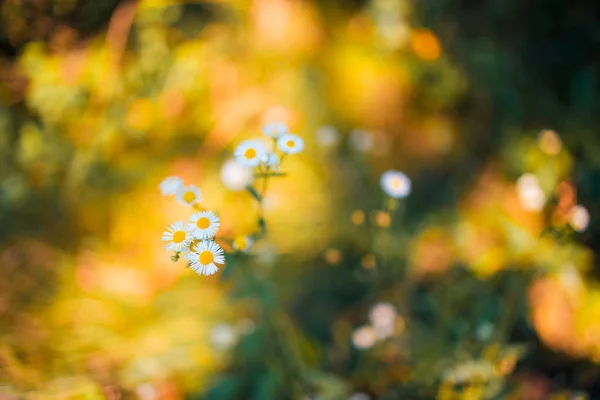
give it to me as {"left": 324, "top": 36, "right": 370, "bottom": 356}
{"left": 203, "top": 375, "right": 242, "bottom": 400}
{"left": 251, "top": 371, "right": 280, "bottom": 400}
{"left": 246, "top": 185, "right": 262, "bottom": 202}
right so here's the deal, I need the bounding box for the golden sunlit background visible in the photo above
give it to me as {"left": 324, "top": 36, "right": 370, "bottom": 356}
{"left": 1, "top": 0, "right": 600, "bottom": 399}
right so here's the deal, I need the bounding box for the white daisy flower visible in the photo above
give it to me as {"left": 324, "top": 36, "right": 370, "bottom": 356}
{"left": 162, "top": 221, "right": 192, "bottom": 252}
{"left": 187, "top": 240, "right": 225, "bottom": 276}
{"left": 315, "top": 125, "right": 340, "bottom": 149}
{"left": 569, "top": 205, "right": 590, "bottom": 232}
{"left": 233, "top": 235, "right": 253, "bottom": 252}
{"left": 176, "top": 184, "right": 201, "bottom": 206}
{"left": 277, "top": 134, "right": 304, "bottom": 154}
{"left": 260, "top": 152, "right": 280, "bottom": 170}
{"left": 234, "top": 140, "right": 267, "bottom": 167}
{"left": 187, "top": 211, "right": 220, "bottom": 240}
{"left": 262, "top": 122, "right": 288, "bottom": 139}
{"left": 380, "top": 170, "right": 411, "bottom": 198}
{"left": 159, "top": 176, "right": 183, "bottom": 196}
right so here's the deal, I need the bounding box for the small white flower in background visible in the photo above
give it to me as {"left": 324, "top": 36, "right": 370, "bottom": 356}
{"left": 211, "top": 323, "right": 238, "bottom": 350}
{"left": 162, "top": 221, "right": 192, "bottom": 252}
{"left": 234, "top": 139, "right": 267, "bottom": 167}
{"left": 369, "top": 302, "right": 397, "bottom": 328}
{"left": 373, "top": 323, "right": 395, "bottom": 340}
{"left": 349, "top": 128, "right": 373, "bottom": 152}
{"left": 176, "top": 184, "right": 201, "bottom": 206}
{"left": 569, "top": 205, "right": 590, "bottom": 232}
{"left": 159, "top": 176, "right": 183, "bottom": 196}
{"left": 261, "top": 152, "right": 280, "bottom": 170}
{"left": 233, "top": 235, "right": 253, "bottom": 252}
{"left": 380, "top": 170, "right": 411, "bottom": 198}
{"left": 277, "top": 134, "right": 304, "bottom": 154}
{"left": 262, "top": 122, "right": 289, "bottom": 139}
{"left": 315, "top": 125, "right": 340, "bottom": 149}
{"left": 187, "top": 211, "right": 220, "bottom": 240}
{"left": 348, "top": 393, "right": 371, "bottom": 400}
{"left": 135, "top": 383, "right": 158, "bottom": 400}
{"left": 516, "top": 173, "right": 546, "bottom": 212}
{"left": 369, "top": 302, "right": 397, "bottom": 340}
{"left": 186, "top": 240, "right": 225, "bottom": 276}
{"left": 220, "top": 159, "right": 253, "bottom": 191}
{"left": 352, "top": 325, "right": 376, "bottom": 350}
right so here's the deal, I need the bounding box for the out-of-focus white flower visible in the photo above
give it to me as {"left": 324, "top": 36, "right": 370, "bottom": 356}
{"left": 186, "top": 240, "right": 225, "bottom": 276}
{"left": 176, "top": 184, "right": 201, "bottom": 206}
{"left": 159, "top": 176, "right": 183, "bottom": 196}
{"left": 349, "top": 129, "right": 373, "bottom": 152}
{"left": 373, "top": 324, "right": 395, "bottom": 340}
{"left": 277, "top": 134, "right": 304, "bottom": 154}
{"left": 516, "top": 173, "right": 546, "bottom": 212}
{"left": 220, "top": 159, "right": 253, "bottom": 191}
{"left": 233, "top": 235, "right": 253, "bottom": 252}
{"left": 569, "top": 205, "right": 590, "bottom": 232}
{"left": 380, "top": 170, "right": 411, "bottom": 198}
{"left": 187, "top": 211, "right": 220, "bottom": 240}
{"left": 369, "top": 302, "right": 397, "bottom": 328}
{"left": 315, "top": 125, "right": 340, "bottom": 149}
{"left": 369, "top": 302, "right": 397, "bottom": 339}
{"left": 162, "top": 221, "right": 192, "bottom": 252}
{"left": 261, "top": 152, "right": 280, "bottom": 170}
{"left": 352, "top": 326, "right": 376, "bottom": 350}
{"left": 234, "top": 140, "right": 267, "bottom": 167}
{"left": 211, "top": 323, "right": 238, "bottom": 350}
{"left": 136, "top": 383, "right": 158, "bottom": 400}
{"left": 262, "top": 122, "right": 288, "bottom": 139}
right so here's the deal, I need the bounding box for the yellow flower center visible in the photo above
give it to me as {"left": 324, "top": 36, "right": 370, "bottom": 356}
{"left": 173, "top": 231, "right": 186, "bottom": 243}
{"left": 183, "top": 191, "right": 196, "bottom": 203}
{"left": 244, "top": 148, "right": 256, "bottom": 159}
{"left": 199, "top": 250, "right": 214, "bottom": 264}
{"left": 197, "top": 217, "right": 210, "bottom": 229}
{"left": 286, "top": 140, "right": 294, "bottom": 148}
{"left": 234, "top": 235, "right": 247, "bottom": 250}
{"left": 391, "top": 179, "right": 401, "bottom": 189}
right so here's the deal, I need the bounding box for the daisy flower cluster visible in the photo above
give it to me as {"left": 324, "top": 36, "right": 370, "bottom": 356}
{"left": 160, "top": 177, "right": 225, "bottom": 276}
{"left": 234, "top": 122, "right": 304, "bottom": 173}
{"left": 232, "top": 122, "right": 304, "bottom": 236}
{"left": 158, "top": 122, "right": 304, "bottom": 277}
